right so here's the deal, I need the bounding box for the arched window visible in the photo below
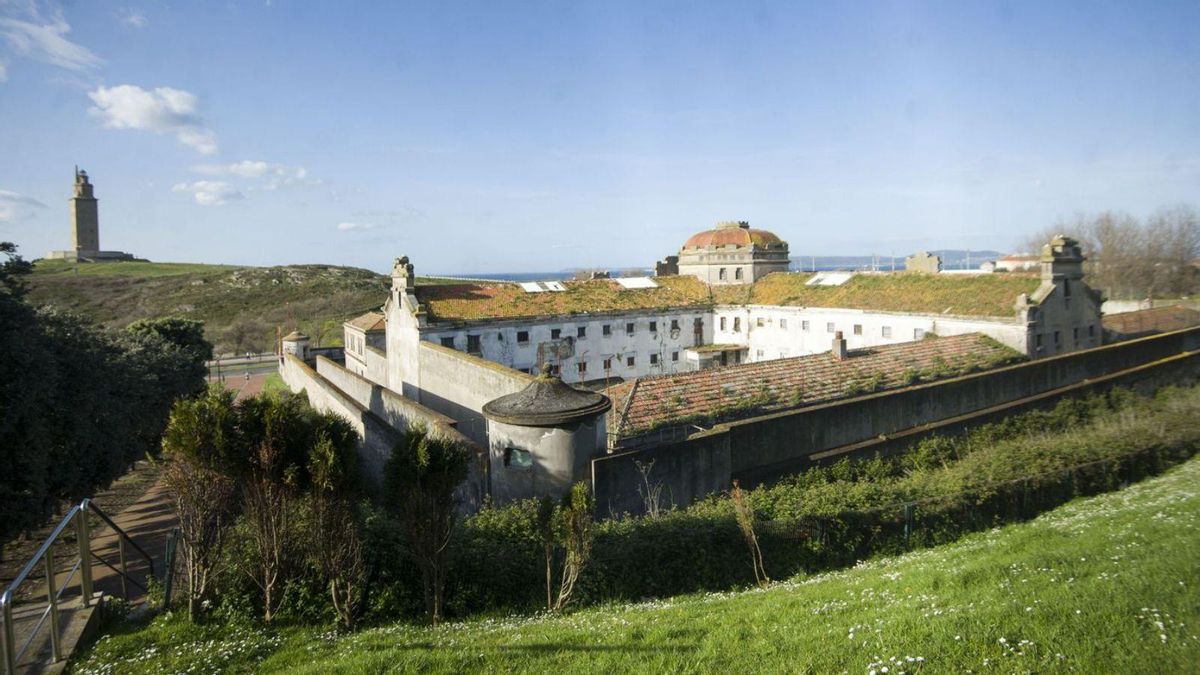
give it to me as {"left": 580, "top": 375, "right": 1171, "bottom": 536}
{"left": 718, "top": 267, "right": 727, "bottom": 280}
{"left": 735, "top": 267, "right": 743, "bottom": 280}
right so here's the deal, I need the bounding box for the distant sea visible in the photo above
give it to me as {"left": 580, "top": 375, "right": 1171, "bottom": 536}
{"left": 435, "top": 270, "right": 651, "bottom": 282}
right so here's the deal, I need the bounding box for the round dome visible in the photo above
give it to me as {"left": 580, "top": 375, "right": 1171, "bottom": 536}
{"left": 482, "top": 369, "right": 612, "bottom": 427}
{"left": 682, "top": 221, "right": 785, "bottom": 249}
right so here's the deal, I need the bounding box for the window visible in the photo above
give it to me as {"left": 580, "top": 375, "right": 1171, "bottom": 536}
{"left": 467, "top": 334, "right": 481, "bottom": 354}
{"left": 577, "top": 361, "right": 587, "bottom": 374}
{"left": 649, "top": 320, "right": 658, "bottom": 333}
{"left": 735, "top": 267, "right": 744, "bottom": 280}
{"left": 756, "top": 349, "right": 764, "bottom": 359}
{"left": 802, "top": 320, "right": 810, "bottom": 331}
{"left": 577, "top": 326, "right": 587, "bottom": 339}
{"left": 733, "top": 318, "right": 741, "bottom": 332}
{"left": 756, "top": 317, "right": 765, "bottom": 328}
{"left": 827, "top": 322, "right": 836, "bottom": 333}
{"left": 503, "top": 447, "right": 532, "bottom": 470}
{"left": 853, "top": 324, "right": 863, "bottom": 336}
{"left": 1089, "top": 324, "right": 1096, "bottom": 338}
{"left": 440, "top": 336, "right": 455, "bottom": 348}
{"left": 720, "top": 317, "right": 727, "bottom": 330}
{"left": 517, "top": 330, "right": 529, "bottom": 343}
{"left": 603, "top": 357, "right": 612, "bottom": 370}
{"left": 626, "top": 322, "right": 635, "bottom": 336}
{"left": 602, "top": 324, "right": 612, "bottom": 336}
{"left": 1054, "top": 330, "right": 1061, "bottom": 347}
{"left": 1036, "top": 333, "right": 1044, "bottom": 349}
{"left": 551, "top": 328, "right": 562, "bottom": 340}
{"left": 650, "top": 353, "right": 659, "bottom": 365}
{"left": 671, "top": 319, "right": 680, "bottom": 331}
{"left": 914, "top": 328, "right": 926, "bottom": 339}
{"left": 882, "top": 326, "right": 892, "bottom": 338}
{"left": 497, "top": 332, "right": 504, "bottom": 342}
{"left": 672, "top": 351, "right": 679, "bottom": 362}
{"left": 627, "top": 355, "right": 636, "bottom": 367}
{"left": 549, "top": 363, "right": 561, "bottom": 376}
{"left": 1073, "top": 327, "right": 1079, "bottom": 345}
{"left": 780, "top": 318, "right": 787, "bottom": 329}
{"left": 719, "top": 267, "right": 727, "bottom": 280}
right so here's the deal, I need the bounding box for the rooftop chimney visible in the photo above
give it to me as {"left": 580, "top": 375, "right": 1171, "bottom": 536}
{"left": 832, "top": 331, "right": 847, "bottom": 360}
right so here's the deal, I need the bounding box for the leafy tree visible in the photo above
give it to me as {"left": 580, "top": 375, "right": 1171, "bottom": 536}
{"left": 127, "top": 317, "right": 214, "bottom": 363}
{"left": 382, "top": 426, "right": 469, "bottom": 625}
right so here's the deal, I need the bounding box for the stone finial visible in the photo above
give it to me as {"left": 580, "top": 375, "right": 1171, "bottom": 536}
{"left": 716, "top": 220, "right": 750, "bottom": 230}
{"left": 392, "top": 255, "right": 415, "bottom": 290}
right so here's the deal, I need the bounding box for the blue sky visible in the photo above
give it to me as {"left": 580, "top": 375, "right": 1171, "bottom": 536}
{"left": 1, "top": 1, "right": 1197, "bottom": 274}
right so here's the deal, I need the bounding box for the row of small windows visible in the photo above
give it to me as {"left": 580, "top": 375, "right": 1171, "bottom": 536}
{"left": 717, "top": 267, "right": 744, "bottom": 281}
{"left": 718, "top": 317, "right": 912, "bottom": 340}
{"left": 1035, "top": 324, "right": 1096, "bottom": 352}
{"left": 438, "top": 318, "right": 696, "bottom": 352}
{"left": 529, "top": 351, "right": 682, "bottom": 376}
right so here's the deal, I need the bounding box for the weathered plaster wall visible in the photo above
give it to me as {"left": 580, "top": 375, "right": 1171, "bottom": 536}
{"left": 488, "top": 418, "right": 603, "bottom": 504}
{"left": 279, "top": 354, "right": 401, "bottom": 481}
{"left": 415, "top": 341, "right": 535, "bottom": 447}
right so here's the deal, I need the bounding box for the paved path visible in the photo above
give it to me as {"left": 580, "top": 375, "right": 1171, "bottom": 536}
{"left": 210, "top": 372, "right": 270, "bottom": 402}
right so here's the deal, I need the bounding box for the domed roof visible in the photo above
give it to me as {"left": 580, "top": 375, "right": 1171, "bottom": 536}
{"left": 682, "top": 221, "right": 785, "bottom": 249}
{"left": 482, "top": 367, "right": 612, "bottom": 427}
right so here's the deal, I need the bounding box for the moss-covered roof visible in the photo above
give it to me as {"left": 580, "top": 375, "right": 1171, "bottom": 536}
{"left": 415, "top": 276, "right": 714, "bottom": 323}
{"left": 414, "top": 272, "right": 1043, "bottom": 324}
{"left": 607, "top": 333, "right": 1023, "bottom": 440}
{"left": 712, "top": 272, "right": 1041, "bottom": 318}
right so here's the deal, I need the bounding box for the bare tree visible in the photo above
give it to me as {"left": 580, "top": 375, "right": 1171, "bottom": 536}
{"left": 552, "top": 482, "right": 594, "bottom": 612}
{"left": 241, "top": 439, "right": 299, "bottom": 624}
{"left": 162, "top": 459, "right": 237, "bottom": 621}
{"left": 307, "top": 433, "right": 365, "bottom": 629}
{"left": 634, "top": 459, "right": 665, "bottom": 519}
{"left": 731, "top": 480, "right": 769, "bottom": 588}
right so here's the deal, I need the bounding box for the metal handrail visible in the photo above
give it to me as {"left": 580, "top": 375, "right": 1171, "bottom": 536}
{"left": 1, "top": 499, "right": 152, "bottom": 674}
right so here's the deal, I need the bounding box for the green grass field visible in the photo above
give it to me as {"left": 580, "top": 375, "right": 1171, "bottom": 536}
{"left": 72, "top": 454, "right": 1200, "bottom": 674}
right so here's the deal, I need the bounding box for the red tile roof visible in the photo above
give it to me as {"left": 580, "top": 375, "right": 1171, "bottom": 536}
{"left": 346, "top": 311, "right": 385, "bottom": 332}
{"left": 1102, "top": 306, "right": 1200, "bottom": 338}
{"left": 606, "top": 333, "right": 1022, "bottom": 441}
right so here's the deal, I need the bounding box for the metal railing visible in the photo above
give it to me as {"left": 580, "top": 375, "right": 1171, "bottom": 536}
{"left": 0, "top": 499, "right": 154, "bottom": 674}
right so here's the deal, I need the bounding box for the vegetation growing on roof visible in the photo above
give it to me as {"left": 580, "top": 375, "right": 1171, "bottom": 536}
{"left": 608, "top": 333, "right": 1023, "bottom": 440}
{"left": 725, "top": 271, "right": 1042, "bottom": 317}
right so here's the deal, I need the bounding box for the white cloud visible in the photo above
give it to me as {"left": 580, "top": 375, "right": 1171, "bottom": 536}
{"left": 191, "top": 160, "right": 312, "bottom": 191}
{"left": 0, "top": 6, "right": 102, "bottom": 72}
{"left": 0, "top": 189, "right": 48, "bottom": 223}
{"left": 89, "top": 84, "right": 218, "bottom": 154}
{"left": 337, "top": 222, "right": 379, "bottom": 231}
{"left": 118, "top": 9, "right": 148, "bottom": 28}
{"left": 172, "top": 181, "right": 243, "bottom": 206}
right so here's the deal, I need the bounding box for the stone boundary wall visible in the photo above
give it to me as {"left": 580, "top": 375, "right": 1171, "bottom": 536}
{"left": 592, "top": 326, "right": 1200, "bottom": 517}
{"left": 364, "top": 345, "right": 388, "bottom": 384}
{"left": 415, "top": 341, "right": 536, "bottom": 447}
{"left": 279, "top": 354, "right": 402, "bottom": 480}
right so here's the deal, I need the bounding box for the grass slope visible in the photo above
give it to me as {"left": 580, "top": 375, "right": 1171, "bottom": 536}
{"left": 73, "top": 455, "right": 1200, "bottom": 674}
{"left": 27, "top": 259, "right": 389, "bottom": 354}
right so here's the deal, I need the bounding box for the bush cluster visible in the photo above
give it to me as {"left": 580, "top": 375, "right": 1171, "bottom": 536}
{"left": 0, "top": 244, "right": 210, "bottom": 543}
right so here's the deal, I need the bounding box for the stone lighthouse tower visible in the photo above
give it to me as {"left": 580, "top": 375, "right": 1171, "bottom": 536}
{"left": 46, "top": 167, "right": 136, "bottom": 262}
{"left": 71, "top": 167, "right": 100, "bottom": 253}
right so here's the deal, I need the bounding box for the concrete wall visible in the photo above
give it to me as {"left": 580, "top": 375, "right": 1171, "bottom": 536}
{"left": 591, "top": 326, "right": 1200, "bottom": 516}
{"left": 592, "top": 428, "right": 731, "bottom": 518}
{"left": 415, "top": 341, "right": 535, "bottom": 446}
{"left": 279, "top": 354, "right": 402, "bottom": 481}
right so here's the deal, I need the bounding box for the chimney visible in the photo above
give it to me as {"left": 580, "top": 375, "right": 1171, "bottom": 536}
{"left": 832, "top": 331, "right": 847, "bottom": 360}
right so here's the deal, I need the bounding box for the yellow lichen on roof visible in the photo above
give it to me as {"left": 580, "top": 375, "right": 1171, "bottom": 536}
{"left": 737, "top": 272, "right": 1042, "bottom": 317}
{"left": 416, "top": 275, "right": 714, "bottom": 323}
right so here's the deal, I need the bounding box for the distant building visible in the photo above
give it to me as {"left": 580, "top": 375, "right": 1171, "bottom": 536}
{"left": 995, "top": 254, "right": 1040, "bottom": 272}
{"left": 676, "top": 220, "right": 790, "bottom": 284}
{"left": 45, "top": 168, "right": 138, "bottom": 262}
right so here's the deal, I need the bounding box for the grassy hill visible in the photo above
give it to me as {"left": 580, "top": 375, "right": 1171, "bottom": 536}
{"left": 73, "top": 454, "right": 1200, "bottom": 674}
{"left": 27, "top": 259, "right": 390, "bottom": 354}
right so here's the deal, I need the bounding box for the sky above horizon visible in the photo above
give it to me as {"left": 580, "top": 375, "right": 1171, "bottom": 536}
{"left": 1, "top": 1, "right": 1197, "bottom": 274}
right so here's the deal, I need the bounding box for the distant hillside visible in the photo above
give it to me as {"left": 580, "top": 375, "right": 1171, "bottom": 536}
{"left": 27, "top": 260, "right": 391, "bottom": 355}
{"left": 791, "top": 250, "right": 1004, "bottom": 271}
